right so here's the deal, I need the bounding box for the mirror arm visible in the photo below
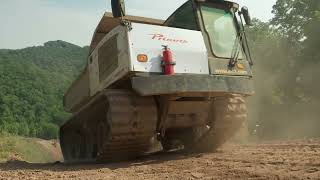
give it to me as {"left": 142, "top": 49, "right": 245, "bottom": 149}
{"left": 241, "top": 7, "right": 253, "bottom": 26}
{"left": 238, "top": 11, "right": 254, "bottom": 66}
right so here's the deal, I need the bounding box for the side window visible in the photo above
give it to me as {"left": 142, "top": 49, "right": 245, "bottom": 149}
{"left": 165, "top": 1, "right": 199, "bottom": 30}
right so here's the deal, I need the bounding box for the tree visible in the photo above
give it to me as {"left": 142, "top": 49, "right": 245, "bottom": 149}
{"left": 0, "top": 41, "right": 88, "bottom": 139}
{"left": 248, "top": 0, "right": 320, "bottom": 138}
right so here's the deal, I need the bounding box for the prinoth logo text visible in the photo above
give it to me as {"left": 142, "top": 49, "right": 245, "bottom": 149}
{"left": 149, "top": 34, "right": 188, "bottom": 43}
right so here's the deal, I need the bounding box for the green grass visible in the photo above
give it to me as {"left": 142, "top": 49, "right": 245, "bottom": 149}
{"left": 0, "top": 135, "right": 56, "bottom": 163}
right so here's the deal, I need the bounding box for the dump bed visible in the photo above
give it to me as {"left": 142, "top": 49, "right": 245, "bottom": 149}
{"left": 64, "top": 67, "right": 90, "bottom": 113}
{"left": 64, "top": 13, "right": 164, "bottom": 113}
{"left": 89, "top": 12, "right": 165, "bottom": 53}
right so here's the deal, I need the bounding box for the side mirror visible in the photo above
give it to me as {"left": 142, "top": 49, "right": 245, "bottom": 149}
{"left": 241, "top": 6, "right": 252, "bottom": 26}
{"left": 111, "top": 0, "right": 126, "bottom": 18}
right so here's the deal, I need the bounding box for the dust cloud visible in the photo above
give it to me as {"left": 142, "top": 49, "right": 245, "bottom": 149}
{"left": 247, "top": 58, "right": 320, "bottom": 140}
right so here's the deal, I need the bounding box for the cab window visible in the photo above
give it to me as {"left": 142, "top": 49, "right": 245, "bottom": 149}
{"left": 165, "top": 1, "right": 199, "bottom": 30}
{"left": 201, "top": 6, "right": 243, "bottom": 58}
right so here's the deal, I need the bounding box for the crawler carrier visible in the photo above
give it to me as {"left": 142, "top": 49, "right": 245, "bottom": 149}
{"left": 60, "top": 0, "right": 254, "bottom": 162}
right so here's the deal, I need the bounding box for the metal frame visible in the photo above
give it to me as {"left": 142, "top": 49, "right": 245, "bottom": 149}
{"left": 131, "top": 74, "right": 254, "bottom": 96}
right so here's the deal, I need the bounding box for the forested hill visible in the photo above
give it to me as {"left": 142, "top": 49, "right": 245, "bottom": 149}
{"left": 0, "top": 41, "right": 88, "bottom": 139}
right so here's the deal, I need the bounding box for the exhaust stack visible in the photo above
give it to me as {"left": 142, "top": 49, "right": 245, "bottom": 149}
{"left": 111, "top": 0, "right": 126, "bottom": 18}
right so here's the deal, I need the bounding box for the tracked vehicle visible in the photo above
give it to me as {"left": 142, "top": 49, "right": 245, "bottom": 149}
{"left": 60, "top": 0, "right": 254, "bottom": 162}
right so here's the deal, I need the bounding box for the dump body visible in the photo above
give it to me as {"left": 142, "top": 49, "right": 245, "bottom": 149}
{"left": 64, "top": 22, "right": 253, "bottom": 113}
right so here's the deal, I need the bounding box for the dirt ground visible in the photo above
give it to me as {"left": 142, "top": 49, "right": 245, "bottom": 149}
{"left": 36, "top": 139, "right": 63, "bottom": 162}
{"left": 0, "top": 139, "right": 319, "bottom": 180}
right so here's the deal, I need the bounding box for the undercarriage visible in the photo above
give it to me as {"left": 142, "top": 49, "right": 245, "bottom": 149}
{"left": 60, "top": 89, "right": 247, "bottom": 162}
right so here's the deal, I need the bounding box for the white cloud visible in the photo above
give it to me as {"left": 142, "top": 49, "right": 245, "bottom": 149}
{"left": 0, "top": 0, "right": 104, "bottom": 49}
{"left": 233, "top": 0, "right": 277, "bottom": 21}
{"left": 124, "top": 0, "right": 188, "bottom": 19}
{"left": 0, "top": 0, "right": 276, "bottom": 49}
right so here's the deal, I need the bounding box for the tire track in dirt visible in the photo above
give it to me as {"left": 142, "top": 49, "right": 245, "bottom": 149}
{"left": 0, "top": 139, "right": 319, "bottom": 180}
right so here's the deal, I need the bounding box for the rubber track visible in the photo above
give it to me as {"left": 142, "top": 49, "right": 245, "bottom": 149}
{"left": 96, "top": 90, "right": 157, "bottom": 162}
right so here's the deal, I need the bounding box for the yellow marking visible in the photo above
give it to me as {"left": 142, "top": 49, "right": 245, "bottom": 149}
{"left": 237, "top": 63, "right": 245, "bottom": 69}
{"left": 215, "top": 69, "right": 248, "bottom": 74}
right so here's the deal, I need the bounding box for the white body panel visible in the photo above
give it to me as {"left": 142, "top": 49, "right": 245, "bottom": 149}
{"left": 128, "top": 23, "right": 209, "bottom": 74}
{"left": 86, "top": 23, "right": 210, "bottom": 98}
{"left": 65, "top": 23, "right": 211, "bottom": 112}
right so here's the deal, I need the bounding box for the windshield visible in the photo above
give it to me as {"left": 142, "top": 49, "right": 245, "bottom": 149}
{"left": 201, "top": 6, "right": 243, "bottom": 58}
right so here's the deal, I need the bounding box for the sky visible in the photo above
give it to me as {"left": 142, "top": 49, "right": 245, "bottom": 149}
{"left": 0, "top": 0, "right": 277, "bottom": 49}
